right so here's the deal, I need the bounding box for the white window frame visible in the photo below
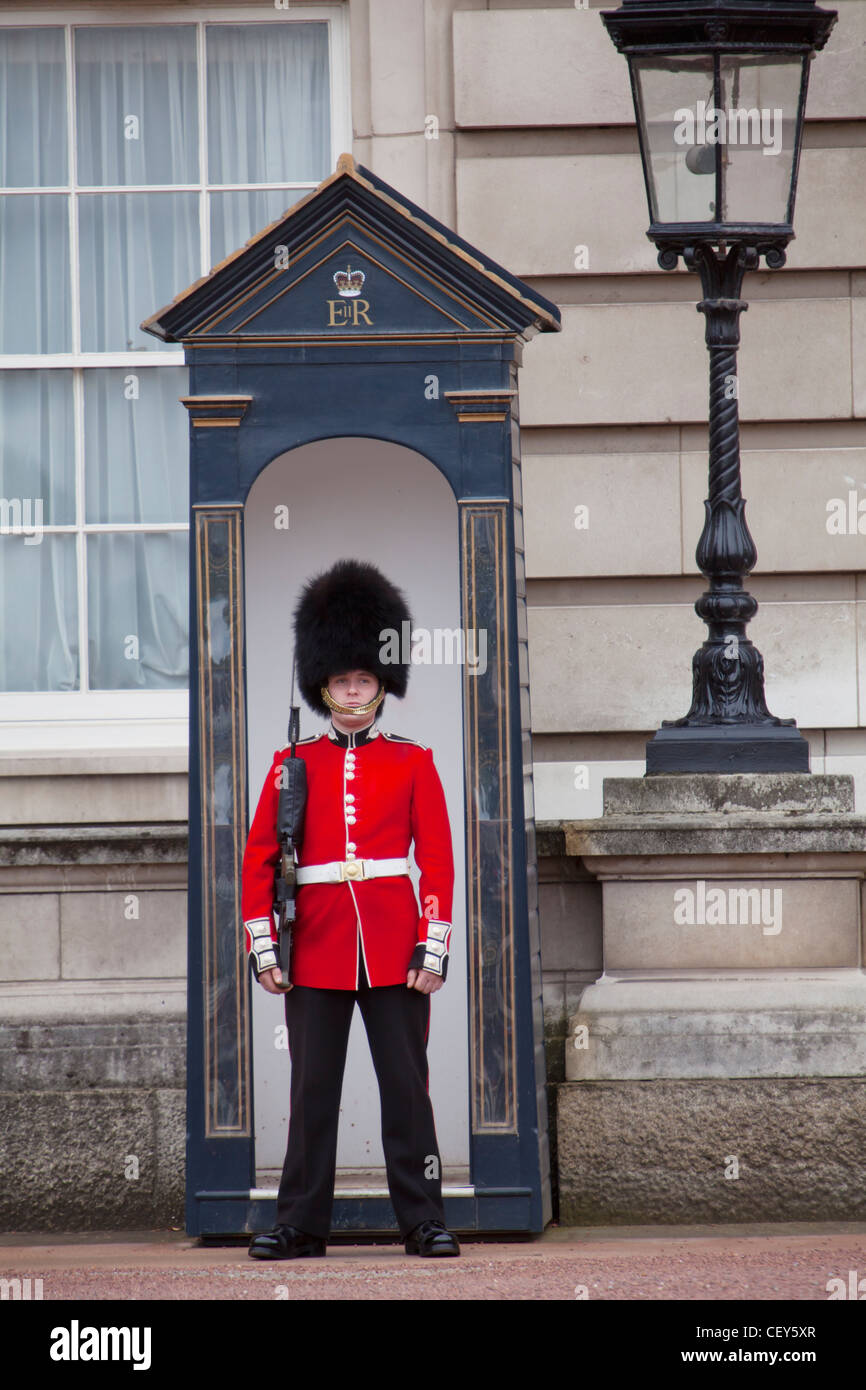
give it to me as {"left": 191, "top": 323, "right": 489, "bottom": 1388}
{"left": 0, "top": 3, "right": 351, "bottom": 749}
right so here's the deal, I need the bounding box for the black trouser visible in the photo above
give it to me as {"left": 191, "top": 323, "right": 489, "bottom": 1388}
{"left": 275, "top": 969, "right": 446, "bottom": 1239}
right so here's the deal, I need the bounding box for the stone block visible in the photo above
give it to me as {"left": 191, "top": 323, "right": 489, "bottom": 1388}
{"left": 603, "top": 877, "right": 859, "bottom": 969}
{"left": 0, "top": 894, "right": 60, "bottom": 980}
{"left": 527, "top": 600, "right": 858, "bottom": 733}
{"left": 750, "top": 598, "right": 858, "bottom": 731}
{"left": 0, "top": 1088, "right": 184, "bottom": 1230}
{"left": 539, "top": 878, "right": 602, "bottom": 972}
{"left": 519, "top": 301, "right": 853, "bottom": 427}
{"left": 456, "top": 154, "right": 656, "bottom": 277}
{"left": 0, "top": 979, "right": 187, "bottom": 1024}
{"left": 453, "top": 8, "right": 632, "bottom": 129}
{"left": 556, "top": 1078, "right": 866, "bottom": 1223}
{"left": 60, "top": 891, "right": 186, "bottom": 980}
{"left": 787, "top": 148, "right": 866, "bottom": 270}
{"left": 825, "top": 753, "right": 866, "bottom": 816}
{"left": 369, "top": 0, "right": 427, "bottom": 136}
{"left": 681, "top": 448, "right": 866, "bottom": 575}
{"left": 568, "top": 973, "right": 866, "bottom": 1080}
{"left": 738, "top": 298, "right": 853, "bottom": 422}
{"left": 523, "top": 452, "right": 681, "bottom": 577}
{"left": 806, "top": 1, "right": 866, "bottom": 120}
{"left": 0, "top": 1020, "right": 186, "bottom": 1090}
{"left": 603, "top": 772, "right": 855, "bottom": 816}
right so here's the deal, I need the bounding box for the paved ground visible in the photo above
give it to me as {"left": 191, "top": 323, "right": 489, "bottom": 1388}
{"left": 2, "top": 1222, "right": 866, "bottom": 1302}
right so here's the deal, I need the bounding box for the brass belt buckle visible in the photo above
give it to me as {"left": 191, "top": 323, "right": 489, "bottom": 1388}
{"left": 340, "top": 859, "right": 365, "bottom": 881}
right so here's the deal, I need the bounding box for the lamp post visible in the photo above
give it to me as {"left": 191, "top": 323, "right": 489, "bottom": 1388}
{"left": 601, "top": 0, "right": 837, "bottom": 773}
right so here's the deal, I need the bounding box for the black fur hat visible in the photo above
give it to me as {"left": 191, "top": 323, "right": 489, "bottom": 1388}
{"left": 293, "top": 559, "right": 412, "bottom": 717}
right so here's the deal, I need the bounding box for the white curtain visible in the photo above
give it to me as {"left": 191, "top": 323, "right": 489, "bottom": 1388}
{"left": 0, "top": 536, "right": 78, "bottom": 692}
{"left": 78, "top": 191, "right": 200, "bottom": 353}
{"left": 87, "top": 533, "right": 188, "bottom": 690}
{"left": 0, "top": 195, "right": 71, "bottom": 353}
{"left": 83, "top": 368, "right": 190, "bottom": 689}
{"left": 0, "top": 370, "right": 75, "bottom": 522}
{"left": 84, "top": 368, "right": 188, "bottom": 524}
{"left": 75, "top": 26, "right": 198, "bottom": 186}
{"left": 207, "top": 22, "right": 330, "bottom": 185}
{"left": 0, "top": 27, "right": 67, "bottom": 186}
{"left": 0, "top": 372, "right": 78, "bottom": 690}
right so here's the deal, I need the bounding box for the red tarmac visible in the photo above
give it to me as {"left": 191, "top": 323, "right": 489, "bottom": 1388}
{"left": 2, "top": 1223, "right": 865, "bottom": 1301}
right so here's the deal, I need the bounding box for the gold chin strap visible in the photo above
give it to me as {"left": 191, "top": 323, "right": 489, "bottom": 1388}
{"left": 321, "top": 684, "right": 385, "bottom": 717}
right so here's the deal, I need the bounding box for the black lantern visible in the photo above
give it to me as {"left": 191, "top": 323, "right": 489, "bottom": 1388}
{"left": 601, "top": 0, "right": 837, "bottom": 773}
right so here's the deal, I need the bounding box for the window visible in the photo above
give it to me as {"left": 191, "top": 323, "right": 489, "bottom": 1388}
{"left": 0, "top": 6, "right": 348, "bottom": 739}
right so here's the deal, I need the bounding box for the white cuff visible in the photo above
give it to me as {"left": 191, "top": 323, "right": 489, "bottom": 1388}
{"left": 421, "top": 920, "right": 451, "bottom": 976}
{"left": 244, "top": 917, "right": 278, "bottom": 975}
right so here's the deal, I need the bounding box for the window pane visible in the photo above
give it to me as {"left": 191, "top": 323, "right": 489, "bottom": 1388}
{"left": 84, "top": 368, "right": 189, "bottom": 523}
{"left": 0, "top": 371, "right": 75, "bottom": 524}
{"left": 719, "top": 56, "right": 803, "bottom": 225}
{"left": 207, "top": 22, "right": 330, "bottom": 185}
{"left": 87, "top": 532, "right": 188, "bottom": 690}
{"left": 78, "top": 192, "right": 199, "bottom": 351}
{"left": 0, "top": 533, "right": 78, "bottom": 690}
{"left": 632, "top": 57, "right": 718, "bottom": 224}
{"left": 209, "top": 187, "right": 308, "bottom": 266}
{"left": 0, "top": 195, "right": 71, "bottom": 351}
{"left": 75, "top": 26, "right": 198, "bottom": 186}
{"left": 0, "top": 27, "right": 67, "bottom": 187}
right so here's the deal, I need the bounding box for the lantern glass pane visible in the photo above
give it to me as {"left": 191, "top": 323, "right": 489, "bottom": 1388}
{"left": 631, "top": 56, "right": 718, "bottom": 224}
{"left": 718, "top": 55, "right": 804, "bottom": 225}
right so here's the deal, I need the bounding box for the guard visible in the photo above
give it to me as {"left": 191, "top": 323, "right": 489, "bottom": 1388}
{"left": 242, "top": 559, "right": 461, "bottom": 1258}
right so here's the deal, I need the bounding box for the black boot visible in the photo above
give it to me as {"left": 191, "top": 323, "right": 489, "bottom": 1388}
{"left": 404, "top": 1220, "right": 460, "bottom": 1257}
{"left": 248, "top": 1225, "right": 326, "bottom": 1260}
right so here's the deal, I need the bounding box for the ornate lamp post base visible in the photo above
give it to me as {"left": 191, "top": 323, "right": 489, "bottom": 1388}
{"left": 647, "top": 723, "right": 810, "bottom": 774}
{"left": 645, "top": 243, "right": 810, "bottom": 775}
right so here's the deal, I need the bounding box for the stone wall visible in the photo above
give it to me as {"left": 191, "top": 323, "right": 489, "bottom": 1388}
{"left": 0, "top": 775, "right": 187, "bottom": 1231}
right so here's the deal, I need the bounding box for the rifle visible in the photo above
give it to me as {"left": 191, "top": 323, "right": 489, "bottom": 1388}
{"left": 272, "top": 661, "right": 307, "bottom": 992}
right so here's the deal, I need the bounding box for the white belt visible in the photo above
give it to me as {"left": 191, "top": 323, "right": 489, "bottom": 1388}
{"left": 296, "top": 857, "right": 411, "bottom": 885}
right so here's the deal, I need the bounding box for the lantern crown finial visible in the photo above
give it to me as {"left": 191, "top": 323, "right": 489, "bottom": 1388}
{"left": 601, "top": 1, "right": 838, "bottom": 54}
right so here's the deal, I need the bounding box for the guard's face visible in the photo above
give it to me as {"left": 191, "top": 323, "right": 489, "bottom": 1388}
{"left": 327, "top": 669, "right": 380, "bottom": 719}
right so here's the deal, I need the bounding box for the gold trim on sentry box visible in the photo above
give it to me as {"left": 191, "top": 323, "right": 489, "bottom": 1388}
{"left": 181, "top": 396, "right": 252, "bottom": 428}
{"left": 195, "top": 507, "right": 251, "bottom": 1139}
{"left": 460, "top": 501, "right": 518, "bottom": 1135}
{"left": 182, "top": 333, "right": 517, "bottom": 348}
{"left": 446, "top": 390, "right": 516, "bottom": 424}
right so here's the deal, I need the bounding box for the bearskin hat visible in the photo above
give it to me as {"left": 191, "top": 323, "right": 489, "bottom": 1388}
{"left": 293, "top": 559, "right": 412, "bottom": 717}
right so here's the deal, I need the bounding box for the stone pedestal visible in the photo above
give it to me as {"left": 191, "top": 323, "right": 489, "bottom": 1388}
{"left": 558, "top": 774, "right": 866, "bottom": 1223}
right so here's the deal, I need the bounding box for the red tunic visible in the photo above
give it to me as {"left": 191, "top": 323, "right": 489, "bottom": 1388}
{"left": 241, "top": 724, "right": 454, "bottom": 989}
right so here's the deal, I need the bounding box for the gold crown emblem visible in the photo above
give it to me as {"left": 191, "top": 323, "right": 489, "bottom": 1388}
{"left": 333, "top": 265, "right": 365, "bottom": 298}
